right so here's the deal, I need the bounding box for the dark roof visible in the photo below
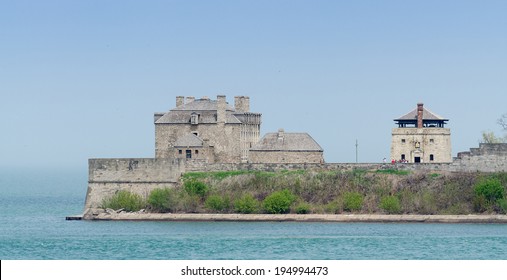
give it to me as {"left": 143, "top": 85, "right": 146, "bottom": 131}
{"left": 394, "top": 106, "right": 448, "bottom": 121}
{"left": 251, "top": 132, "right": 323, "bottom": 152}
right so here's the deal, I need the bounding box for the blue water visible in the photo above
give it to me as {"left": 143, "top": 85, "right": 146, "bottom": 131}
{"left": 1, "top": 168, "right": 507, "bottom": 260}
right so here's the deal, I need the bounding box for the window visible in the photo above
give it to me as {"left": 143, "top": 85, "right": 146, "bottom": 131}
{"left": 401, "top": 139, "right": 406, "bottom": 143}
{"left": 191, "top": 113, "right": 199, "bottom": 125}
{"left": 178, "top": 150, "right": 182, "bottom": 155}
{"left": 186, "top": 150, "right": 192, "bottom": 159}
{"left": 195, "top": 150, "right": 199, "bottom": 155}
{"left": 430, "top": 154, "right": 434, "bottom": 161}
{"left": 430, "top": 139, "right": 434, "bottom": 143}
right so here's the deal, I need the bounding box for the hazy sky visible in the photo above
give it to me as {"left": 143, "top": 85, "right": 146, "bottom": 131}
{"left": 1, "top": 0, "right": 506, "bottom": 169}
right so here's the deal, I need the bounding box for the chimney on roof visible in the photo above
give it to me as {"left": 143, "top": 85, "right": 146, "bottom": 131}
{"left": 176, "top": 96, "right": 185, "bottom": 107}
{"left": 234, "top": 96, "right": 243, "bottom": 112}
{"left": 186, "top": 96, "right": 195, "bottom": 104}
{"left": 417, "top": 103, "right": 424, "bottom": 128}
{"left": 278, "top": 128, "right": 285, "bottom": 140}
{"left": 234, "top": 96, "right": 251, "bottom": 112}
{"left": 217, "top": 95, "right": 226, "bottom": 124}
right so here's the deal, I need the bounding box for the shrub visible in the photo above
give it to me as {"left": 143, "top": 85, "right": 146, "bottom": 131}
{"left": 205, "top": 195, "right": 230, "bottom": 212}
{"left": 324, "top": 199, "right": 343, "bottom": 214}
{"left": 184, "top": 179, "right": 209, "bottom": 198}
{"left": 474, "top": 178, "right": 505, "bottom": 204}
{"left": 497, "top": 199, "right": 507, "bottom": 214}
{"left": 147, "top": 188, "right": 177, "bottom": 213}
{"left": 295, "top": 202, "right": 311, "bottom": 214}
{"left": 101, "top": 190, "right": 145, "bottom": 212}
{"left": 263, "top": 189, "right": 296, "bottom": 214}
{"left": 234, "top": 194, "right": 259, "bottom": 214}
{"left": 376, "top": 169, "right": 410, "bottom": 175}
{"left": 179, "top": 193, "right": 201, "bottom": 213}
{"left": 379, "top": 196, "right": 402, "bottom": 214}
{"left": 343, "top": 192, "right": 363, "bottom": 212}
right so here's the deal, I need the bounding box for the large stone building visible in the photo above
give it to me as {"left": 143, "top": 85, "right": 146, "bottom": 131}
{"left": 154, "top": 95, "right": 261, "bottom": 163}
{"left": 154, "top": 95, "right": 324, "bottom": 164}
{"left": 391, "top": 103, "right": 452, "bottom": 163}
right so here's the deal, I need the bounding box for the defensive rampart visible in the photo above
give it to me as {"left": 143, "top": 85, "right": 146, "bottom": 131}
{"left": 84, "top": 144, "right": 507, "bottom": 214}
{"left": 85, "top": 158, "right": 184, "bottom": 210}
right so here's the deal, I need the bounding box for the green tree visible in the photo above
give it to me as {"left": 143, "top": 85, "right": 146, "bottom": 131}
{"left": 147, "top": 188, "right": 177, "bottom": 212}
{"left": 343, "top": 192, "right": 363, "bottom": 212}
{"left": 184, "top": 179, "right": 209, "bottom": 198}
{"left": 379, "top": 196, "right": 402, "bottom": 214}
{"left": 263, "top": 189, "right": 296, "bottom": 214}
{"left": 234, "top": 194, "right": 259, "bottom": 214}
{"left": 481, "top": 131, "right": 505, "bottom": 144}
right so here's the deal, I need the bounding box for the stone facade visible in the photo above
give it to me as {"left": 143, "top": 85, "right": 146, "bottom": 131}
{"left": 391, "top": 103, "right": 452, "bottom": 163}
{"left": 154, "top": 95, "right": 261, "bottom": 163}
{"left": 249, "top": 129, "right": 324, "bottom": 163}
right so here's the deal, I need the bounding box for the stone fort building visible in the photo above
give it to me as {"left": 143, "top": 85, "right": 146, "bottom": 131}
{"left": 391, "top": 103, "right": 452, "bottom": 163}
{"left": 154, "top": 95, "right": 324, "bottom": 164}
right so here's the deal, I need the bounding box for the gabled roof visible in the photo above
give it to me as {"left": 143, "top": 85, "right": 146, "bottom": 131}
{"left": 394, "top": 106, "right": 448, "bottom": 121}
{"left": 174, "top": 134, "right": 204, "bottom": 147}
{"left": 251, "top": 132, "right": 323, "bottom": 152}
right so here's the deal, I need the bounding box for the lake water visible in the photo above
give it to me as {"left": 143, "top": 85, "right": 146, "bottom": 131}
{"left": 1, "top": 168, "right": 507, "bottom": 260}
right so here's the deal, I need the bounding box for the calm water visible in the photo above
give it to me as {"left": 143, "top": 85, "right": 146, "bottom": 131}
{"left": 1, "top": 168, "right": 507, "bottom": 260}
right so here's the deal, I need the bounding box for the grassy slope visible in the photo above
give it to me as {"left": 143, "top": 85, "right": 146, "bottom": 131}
{"left": 178, "top": 169, "right": 507, "bottom": 215}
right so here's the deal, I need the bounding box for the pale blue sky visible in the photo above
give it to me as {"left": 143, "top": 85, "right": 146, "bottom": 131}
{"left": 1, "top": 0, "right": 506, "bottom": 169}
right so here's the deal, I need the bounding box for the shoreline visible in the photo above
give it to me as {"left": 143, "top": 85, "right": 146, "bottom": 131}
{"left": 83, "top": 212, "right": 507, "bottom": 223}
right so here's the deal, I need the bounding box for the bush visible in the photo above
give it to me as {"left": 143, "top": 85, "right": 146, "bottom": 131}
{"left": 205, "top": 195, "right": 230, "bottom": 212}
{"left": 497, "top": 199, "right": 507, "bottom": 214}
{"left": 295, "top": 202, "right": 311, "bottom": 214}
{"left": 234, "top": 194, "right": 259, "bottom": 214}
{"left": 184, "top": 179, "right": 209, "bottom": 198}
{"left": 263, "top": 189, "right": 296, "bottom": 214}
{"left": 179, "top": 193, "right": 201, "bottom": 213}
{"left": 474, "top": 178, "right": 505, "bottom": 204}
{"left": 101, "top": 190, "right": 145, "bottom": 212}
{"left": 343, "top": 192, "right": 363, "bottom": 212}
{"left": 147, "top": 188, "right": 177, "bottom": 213}
{"left": 380, "top": 196, "right": 402, "bottom": 214}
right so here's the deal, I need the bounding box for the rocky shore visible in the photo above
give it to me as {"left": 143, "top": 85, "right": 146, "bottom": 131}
{"left": 83, "top": 209, "right": 507, "bottom": 223}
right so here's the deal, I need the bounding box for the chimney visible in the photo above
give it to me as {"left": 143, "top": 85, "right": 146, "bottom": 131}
{"left": 417, "top": 103, "right": 424, "bottom": 128}
{"left": 186, "top": 96, "right": 195, "bottom": 104}
{"left": 217, "top": 95, "right": 226, "bottom": 124}
{"left": 278, "top": 128, "right": 285, "bottom": 140}
{"left": 234, "top": 96, "right": 243, "bottom": 112}
{"left": 176, "top": 96, "right": 184, "bottom": 107}
{"left": 243, "top": 96, "right": 250, "bottom": 112}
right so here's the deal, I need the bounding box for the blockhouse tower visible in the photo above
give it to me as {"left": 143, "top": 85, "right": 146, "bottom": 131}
{"left": 391, "top": 103, "right": 451, "bottom": 163}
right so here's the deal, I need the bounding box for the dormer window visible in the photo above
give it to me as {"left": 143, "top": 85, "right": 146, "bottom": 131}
{"left": 191, "top": 112, "right": 199, "bottom": 125}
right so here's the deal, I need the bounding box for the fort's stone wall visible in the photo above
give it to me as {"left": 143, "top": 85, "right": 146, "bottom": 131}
{"left": 248, "top": 151, "right": 324, "bottom": 164}
{"left": 85, "top": 144, "right": 507, "bottom": 212}
{"left": 86, "top": 158, "right": 184, "bottom": 209}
